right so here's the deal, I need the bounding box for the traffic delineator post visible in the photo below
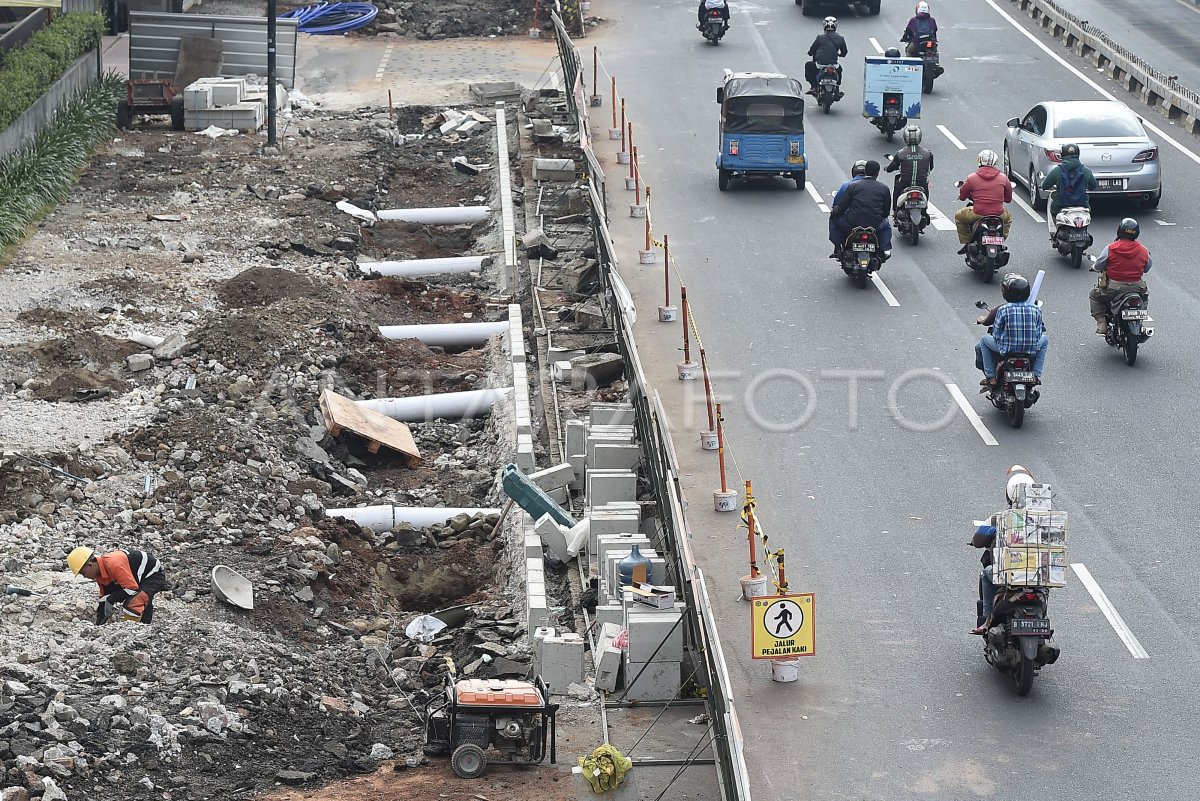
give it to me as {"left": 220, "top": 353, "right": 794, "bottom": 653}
{"left": 617, "top": 121, "right": 631, "bottom": 165}
{"left": 638, "top": 187, "right": 655, "bottom": 264}
{"left": 657, "top": 228, "right": 676, "bottom": 317}
{"left": 625, "top": 140, "right": 638, "bottom": 190}
{"left": 589, "top": 47, "right": 602, "bottom": 106}
{"left": 628, "top": 137, "right": 645, "bottom": 217}
{"left": 740, "top": 481, "right": 768, "bottom": 598}
{"left": 609, "top": 77, "right": 620, "bottom": 139}
{"left": 699, "top": 347, "right": 717, "bottom": 449}
{"left": 713, "top": 403, "right": 737, "bottom": 512}
{"left": 677, "top": 287, "right": 699, "bottom": 380}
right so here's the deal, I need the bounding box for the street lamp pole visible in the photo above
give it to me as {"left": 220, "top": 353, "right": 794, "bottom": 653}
{"left": 266, "top": 0, "right": 277, "bottom": 146}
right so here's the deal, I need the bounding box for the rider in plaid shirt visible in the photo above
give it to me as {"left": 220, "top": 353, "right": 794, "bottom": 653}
{"left": 976, "top": 273, "right": 1048, "bottom": 388}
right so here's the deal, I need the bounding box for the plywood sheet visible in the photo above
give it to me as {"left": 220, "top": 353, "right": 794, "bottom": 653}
{"left": 319, "top": 389, "right": 421, "bottom": 466}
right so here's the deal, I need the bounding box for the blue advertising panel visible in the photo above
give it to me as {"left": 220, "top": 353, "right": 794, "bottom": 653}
{"left": 862, "top": 56, "right": 923, "bottom": 120}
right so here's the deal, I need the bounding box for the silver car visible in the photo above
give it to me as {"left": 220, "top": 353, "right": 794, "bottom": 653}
{"left": 1003, "top": 100, "right": 1162, "bottom": 210}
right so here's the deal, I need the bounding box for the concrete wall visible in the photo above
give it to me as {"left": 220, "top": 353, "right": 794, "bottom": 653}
{"left": 0, "top": 50, "right": 99, "bottom": 162}
{"left": 0, "top": 9, "right": 47, "bottom": 57}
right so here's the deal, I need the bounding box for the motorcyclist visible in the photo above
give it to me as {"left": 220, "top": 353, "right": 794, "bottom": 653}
{"left": 1041, "top": 143, "right": 1099, "bottom": 237}
{"left": 805, "top": 17, "right": 848, "bottom": 96}
{"left": 955, "top": 149, "right": 1013, "bottom": 254}
{"left": 971, "top": 467, "right": 1036, "bottom": 634}
{"left": 901, "top": 1, "right": 938, "bottom": 56}
{"left": 884, "top": 124, "right": 934, "bottom": 199}
{"left": 1090, "top": 217, "right": 1151, "bottom": 335}
{"left": 832, "top": 159, "right": 868, "bottom": 207}
{"left": 697, "top": 0, "right": 730, "bottom": 29}
{"left": 975, "top": 273, "right": 1048, "bottom": 389}
{"left": 829, "top": 159, "right": 892, "bottom": 259}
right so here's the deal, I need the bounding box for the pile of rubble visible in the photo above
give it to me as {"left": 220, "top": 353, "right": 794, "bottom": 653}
{"left": 373, "top": 0, "right": 537, "bottom": 40}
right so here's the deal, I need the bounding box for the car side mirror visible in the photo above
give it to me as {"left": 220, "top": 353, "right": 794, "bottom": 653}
{"left": 716, "top": 87, "right": 724, "bottom": 104}
{"left": 975, "top": 300, "right": 989, "bottom": 310}
{"left": 1006, "top": 117, "right": 1019, "bottom": 129}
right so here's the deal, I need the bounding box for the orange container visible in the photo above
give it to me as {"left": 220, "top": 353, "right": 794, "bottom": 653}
{"left": 454, "top": 679, "right": 544, "bottom": 708}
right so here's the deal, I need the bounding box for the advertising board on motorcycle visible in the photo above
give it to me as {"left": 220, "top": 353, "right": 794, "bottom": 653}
{"left": 862, "top": 56, "right": 922, "bottom": 120}
{"left": 751, "top": 594, "right": 815, "bottom": 659}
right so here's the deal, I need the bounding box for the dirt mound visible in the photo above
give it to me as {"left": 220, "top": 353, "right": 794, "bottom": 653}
{"left": 218, "top": 267, "right": 321, "bottom": 308}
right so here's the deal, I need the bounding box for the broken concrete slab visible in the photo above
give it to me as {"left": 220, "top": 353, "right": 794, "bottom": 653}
{"left": 570, "top": 353, "right": 625, "bottom": 391}
{"left": 531, "top": 158, "right": 577, "bottom": 182}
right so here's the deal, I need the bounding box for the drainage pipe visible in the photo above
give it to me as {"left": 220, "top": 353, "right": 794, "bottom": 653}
{"left": 378, "top": 321, "right": 508, "bottom": 347}
{"left": 377, "top": 206, "right": 491, "bottom": 224}
{"left": 355, "top": 387, "right": 512, "bottom": 421}
{"left": 326, "top": 505, "right": 502, "bottom": 531}
{"left": 356, "top": 256, "right": 487, "bottom": 277}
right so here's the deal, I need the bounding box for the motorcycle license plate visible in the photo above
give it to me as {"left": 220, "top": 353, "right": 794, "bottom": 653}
{"left": 1011, "top": 618, "right": 1050, "bottom": 636}
{"left": 1006, "top": 370, "right": 1036, "bottom": 382}
{"left": 1121, "top": 309, "right": 1150, "bottom": 320}
{"left": 981, "top": 235, "right": 1005, "bottom": 245}
{"left": 904, "top": 199, "right": 925, "bottom": 207}
{"left": 1097, "top": 178, "right": 1124, "bottom": 189}
{"left": 851, "top": 243, "right": 876, "bottom": 252}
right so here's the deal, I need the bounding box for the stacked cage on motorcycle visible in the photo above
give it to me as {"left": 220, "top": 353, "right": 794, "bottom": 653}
{"left": 992, "top": 485, "right": 1068, "bottom": 589}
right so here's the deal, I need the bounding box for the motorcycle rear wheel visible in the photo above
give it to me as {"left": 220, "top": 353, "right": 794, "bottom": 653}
{"left": 908, "top": 225, "right": 920, "bottom": 246}
{"left": 1070, "top": 246, "right": 1083, "bottom": 269}
{"left": 922, "top": 74, "right": 934, "bottom": 94}
{"left": 1123, "top": 322, "right": 1139, "bottom": 366}
{"left": 1012, "top": 652, "right": 1035, "bottom": 695}
{"left": 821, "top": 99, "right": 831, "bottom": 114}
{"left": 1007, "top": 397, "right": 1025, "bottom": 428}
{"left": 853, "top": 270, "right": 868, "bottom": 289}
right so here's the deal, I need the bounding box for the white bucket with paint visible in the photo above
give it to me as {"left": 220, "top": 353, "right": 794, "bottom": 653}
{"left": 608, "top": 127, "right": 621, "bottom": 140}
{"left": 658, "top": 305, "right": 677, "bottom": 322}
{"left": 740, "top": 574, "right": 769, "bottom": 600}
{"left": 677, "top": 360, "right": 699, "bottom": 380}
{"left": 700, "top": 430, "right": 718, "bottom": 450}
{"left": 629, "top": 204, "right": 646, "bottom": 218}
{"left": 713, "top": 489, "right": 737, "bottom": 512}
{"left": 639, "top": 250, "right": 656, "bottom": 264}
{"left": 771, "top": 659, "right": 800, "bottom": 683}
{"left": 625, "top": 176, "right": 637, "bottom": 190}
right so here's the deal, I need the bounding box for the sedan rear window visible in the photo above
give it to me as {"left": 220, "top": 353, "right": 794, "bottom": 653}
{"left": 1053, "top": 111, "right": 1143, "bottom": 138}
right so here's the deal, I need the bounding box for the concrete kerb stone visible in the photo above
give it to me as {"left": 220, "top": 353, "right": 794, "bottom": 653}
{"left": 496, "top": 104, "right": 518, "bottom": 291}
{"left": 1011, "top": 0, "right": 1200, "bottom": 135}
{"left": 508, "top": 303, "right": 534, "bottom": 440}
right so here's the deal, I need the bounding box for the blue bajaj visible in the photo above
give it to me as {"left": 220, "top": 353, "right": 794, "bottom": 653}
{"left": 716, "top": 70, "right": 806, "bottom": 191}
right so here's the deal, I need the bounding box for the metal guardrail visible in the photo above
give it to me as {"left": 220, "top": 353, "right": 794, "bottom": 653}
{"left": 1010, "top": 0, "right": 1200, "bottom": 133}
{"left": 551, "top": 14, "right": 751, "bottom": 801}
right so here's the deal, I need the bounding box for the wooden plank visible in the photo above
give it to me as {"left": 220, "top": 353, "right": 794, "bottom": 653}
{"left": 319, "top": 389, "right": 422, "bottom": 466}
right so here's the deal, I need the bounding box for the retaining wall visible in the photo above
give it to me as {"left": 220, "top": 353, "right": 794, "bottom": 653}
{"left": 0, "top": 50, "right": 100, "bottom": 162}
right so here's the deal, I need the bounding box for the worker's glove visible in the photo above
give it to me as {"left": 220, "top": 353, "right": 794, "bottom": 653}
{"left": 96, "top": 600, "right": 115, "bottom": 626}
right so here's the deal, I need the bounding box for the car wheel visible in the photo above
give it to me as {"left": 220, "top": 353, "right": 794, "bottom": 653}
{"left": 1002, "top": 145, "right": 1014, "bottom": 181}
{"left": 1142, "top": 186, "right": 1161, "bottom": 209}
{"left": 1029, "top": 166, "right": 1046, "bottom": 211}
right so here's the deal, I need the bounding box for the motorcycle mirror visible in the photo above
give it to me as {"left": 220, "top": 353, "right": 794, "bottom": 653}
{"left": 954, "top": 180, "right": 965, "bottom": 188}
{"left": 975, "top": 300, "right": 989, "bottom": 309}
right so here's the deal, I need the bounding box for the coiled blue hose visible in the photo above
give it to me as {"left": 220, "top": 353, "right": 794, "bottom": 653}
{"left": 280, "top": 2, "right": 379, "bottom": 34}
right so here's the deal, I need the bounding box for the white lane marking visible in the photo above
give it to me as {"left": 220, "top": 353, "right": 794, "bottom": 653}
{"left": 805, "top": 182, "right": 831, "bottom": 213}
{"left": 1154, "top": 219, "right": 1176, "bottom": 226}
{"left": 1071, "top": 563, "right": 1150, "bottom": 659}
{"left": 944, "top": 383, "right": 999, "bottom": 446}
{"left": 936, "top": 124, "right": 967, "bottom": 150}
{"left": 871, "top": 273, "right": 900, "bottom": 306}
{"left": 375, "top": 44, "right": 394, "bottom": 81}
{"left": 868, "top": 37, "right": 885, "bottom": 55}
{"left": 983, "top": 0, "right": 1200, "bottom": 167}
{"left": 926, "top": 201, "right": 957, "bottom": 231}
{"left": 1011, "top": 193, "right": 1044, "bottom": 222}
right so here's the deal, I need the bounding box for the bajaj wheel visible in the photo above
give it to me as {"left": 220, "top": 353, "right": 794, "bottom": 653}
{"left": 451, "top": 743, "right": 488, "bottom": 779}
{"left": 1007, "top": 396, "right": 1025, "bottom": 428}
{"left": 1013, "top": 652, "right": 1035, "bottom": 695}
{"left": 718, "top": 169, "right": 730, "bottom": 191}
{"left": 793, "top": 171, "right": 805, "bottom": 190}
{"left": 1123, "top": 322, "right": 1139, "bottom": 365}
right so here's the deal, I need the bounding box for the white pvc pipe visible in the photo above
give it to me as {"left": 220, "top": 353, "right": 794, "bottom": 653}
{"left": 378, "top": 321, "right": 508, "bottom": 347}
{"left": 377, "top": 206, "right": 491, "bottom": 224}
{"left": 357, "top": 256, "right": 486, "bottom": 277}
{"left": 326, "top": 505, "right": 502, "bottom": 531}
{"left": 355, "top": 387, "right": 512, "bottom": 421}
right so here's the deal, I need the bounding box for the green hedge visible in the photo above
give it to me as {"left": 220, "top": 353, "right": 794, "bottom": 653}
{"left": 0, "top": 12, "right": 107, "bottom": 131}
{"left": 0, "top": 74, "right": 124, "bottom": 250}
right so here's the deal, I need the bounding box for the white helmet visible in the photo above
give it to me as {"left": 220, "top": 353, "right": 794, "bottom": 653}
{"left": 823, "top": 16, "right": 838, "bottom": 32}
{"left": 977, "top": 149, "right": 999, "bottom": 167}
{"left": 916, "top": 2, "right": 930, "bottom": 13}
{"left": 1005, "top": 465, "right": 1035, "bottom": 504}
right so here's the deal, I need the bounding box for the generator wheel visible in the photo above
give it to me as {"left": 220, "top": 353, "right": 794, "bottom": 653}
{"left": 116, "top": 99, "right": 131, "bottom": 130}
{"left": 170, "top": 96, "right": 185, "bottom": 131}
{"left": 451, "top": 743, "right": 487, "bottom": 779}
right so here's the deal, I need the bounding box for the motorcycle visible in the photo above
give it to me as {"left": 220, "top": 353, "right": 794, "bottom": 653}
{"left": 888, "top": 166, "right": 929, "bottom": 246}
{"left": 975, "top": 300, "right": 1041, "bottom": 428}
{"left": 871, "top": 93, "right": 906, "bottom": 141}
{"left": 1091, "top": 260, "right": 1153, "bottom": 365}
{"left": 701, "top": 10, "right": 728, "bottom": 44}
{"left": 838, "top": 226, "right": 883, "bottom": 289}
{"left": 978, "top": 583, "right": 1060, "bottom": 696}
{"left": 815, "top": 64, "right": 843, "bottom": 113}
{"left": 1049, "top": 192, "right": 1093, "bottom": 269}
{"left": 958, "top": 193, "right": 1009, "bottom": 282}
{"left": 913, "top": 37, "right": 943, "bottom": 93}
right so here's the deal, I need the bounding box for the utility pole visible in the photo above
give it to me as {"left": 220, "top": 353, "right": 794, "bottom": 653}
{"left": 266, "top": 0, "right": 277, "bottom": 146}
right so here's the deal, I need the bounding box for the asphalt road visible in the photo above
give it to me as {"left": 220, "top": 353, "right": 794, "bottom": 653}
{"left": 590, "top": 0, "right": 1200, "bottom": 799}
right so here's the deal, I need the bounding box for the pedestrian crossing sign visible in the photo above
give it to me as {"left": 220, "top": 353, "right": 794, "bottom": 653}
{"left": 751, "top": 594, "right": 815, "bottom": 659}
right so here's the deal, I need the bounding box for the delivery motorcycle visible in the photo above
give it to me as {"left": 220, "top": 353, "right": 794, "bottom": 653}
{"left": 978, "top": 583, "right": 1060, "bottom": 696}
{"left": 870, "top": 94, "right": 906, "bottom": 142}
{"left": 815, "top": 64, "right": 843, "bottom": 113}
{"left": 975, "top": 300, "right": 1041, "bottom": 429}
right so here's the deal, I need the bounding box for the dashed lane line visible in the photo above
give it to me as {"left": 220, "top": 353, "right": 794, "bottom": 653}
{"left": 805, "top": 182, "right": 831, "bottom": 213}
{"left": 944, "top": 383, "right": 999, "bottom": 446}
{"left": 925, "top": 201, "right": 957, "bottom": 232}
{"left": 936, "top": 124, "right": 967, "bottom": 150}
{"left": 1011, "top": 193, "right": 1044, "bottom": 223}
{"left": 1071, "top": 563, "right": 1150, "bottom": 659}
{"left": 871, "top": 273, "right": 900, "bottom": 306}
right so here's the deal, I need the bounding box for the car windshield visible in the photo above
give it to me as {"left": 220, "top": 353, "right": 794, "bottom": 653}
{"left": 1053, "top": 109, "right": 1143, "bottom": 138}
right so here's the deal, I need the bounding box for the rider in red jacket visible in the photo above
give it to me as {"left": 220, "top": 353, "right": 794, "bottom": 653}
{"left": 954, "top": 150, "right": 1013, "bottom": 253}
{"left": 1090, "top": 217, "right": 1151, "bottom": 335}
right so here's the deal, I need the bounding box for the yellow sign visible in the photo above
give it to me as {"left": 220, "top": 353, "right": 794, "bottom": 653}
{"left": 751, "top": 594, "right": 815, "bottom": 659}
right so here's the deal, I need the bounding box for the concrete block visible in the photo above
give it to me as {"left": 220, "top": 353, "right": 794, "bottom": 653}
{"left": 622, "top": 659, "right": 679, "bottom": 702}
{"left": 184, "top": 85, "right": 212, "bottom": 111}
{"left": 594, "top": 644, "right": 622, "bottom": 692}
{"left": 543, "top": 485, "right": 568, "bottom": 505}
{"left": 591, "top": 443, "right": 641, "bottom": 471}
{"left": 567, "top": 454, "right": 585, "bottom": 489}
{"left": 593, "top": 603, "right": 624, "bottom": 631}
{"left": 532, "top": 626, "right": 555, "bottom": 668}
{"left": 524, "top": 531, "right": 543, "bottom": 559}
{"left": 622, "top": 609, "right": 683, "bottom": 664}
{"left": 565, "top": 419, "right": 587, "bottom": 458}
{"left": 528, "top": 462, "right": 575, "bottom": 491}
{"left": 552, "top": 360, "right": 573, "bottom": 382}
{"left": 534, "top": 514, "right": 569, "bottom": 563}
{"left": 540, "top": 634, "right": 584, "bottom": 695}
{"left": 571, "top": 353, "right": 625, "bottom": 391}
{"left": 515, "top": 433, "right": 535, "bottom": 471}
{"left": 589, "top": 403, "right": 636, "bottom": 426}
{"left": 209, "top": 78, "right": 246, "bottom": 106}
{"left": 126, "top": 353, "right": 154, "bottom": 372}
{"left": 586, "top": 470, "right": 636, "bottom": 506}
{"left": 531, "top": 157, "right": 577, "bottom": 182}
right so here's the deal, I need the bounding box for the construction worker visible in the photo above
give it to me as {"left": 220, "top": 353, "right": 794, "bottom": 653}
{"left": 67, "top": 546, "right": 167, "bottom": 624}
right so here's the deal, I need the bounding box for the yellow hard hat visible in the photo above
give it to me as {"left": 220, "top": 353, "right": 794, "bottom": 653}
{"left": 67, "top": 546, "right": 94, "bottom": 575}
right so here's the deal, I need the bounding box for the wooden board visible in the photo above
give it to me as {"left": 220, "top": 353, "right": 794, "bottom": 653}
{"left": 319, "top": 389, "right": 421, "bottom": 467}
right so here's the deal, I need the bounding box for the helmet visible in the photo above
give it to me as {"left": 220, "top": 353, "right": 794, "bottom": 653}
{"left": 1001, "top": 272, "right": 1031, "bottom": 303}
{"left": 1060, "top": 142, "right": 1080, "bottom": 159}
{"left": 916, "top": 1, "right": 930, "bottom": 14}
{"left": 977, "top": 149, "right": 999, "bottom": 167}
{"left": 823, "top": 16, "right": 837, "bottom": 32}
{"left": 67, "top": 546, "right": 94, "bottom": 575}
{"left": 1116, "top": 217, "right": 1140, "bottom": 240}
{"left": 1005, "top": 465, "right": 1035, "bottom": 504}
{"left": 903, "top": 125, "right": 922, "bottom": 145}
{"left": 884, "top": 47, "right": 902, "bottom": 58}
{"left": 851, "top": 159, "right": 868, "bottom": 177}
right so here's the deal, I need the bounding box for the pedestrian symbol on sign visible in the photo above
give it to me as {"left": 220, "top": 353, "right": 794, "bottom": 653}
{"left": 767, "top": 599, "right": 802, "bottom": 638}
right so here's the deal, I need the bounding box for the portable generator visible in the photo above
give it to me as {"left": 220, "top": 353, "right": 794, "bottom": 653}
{"left": 422, "top": 676, "right": 559, "bottom": 779}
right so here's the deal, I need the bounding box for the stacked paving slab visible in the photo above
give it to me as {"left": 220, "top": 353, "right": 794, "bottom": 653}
{"left": 183, "top": 77, "right": 286, "bottom": 133}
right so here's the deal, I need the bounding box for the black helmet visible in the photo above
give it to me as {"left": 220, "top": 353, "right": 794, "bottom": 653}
{"left": 884, "top": 47, "right": 902, "bottom": 58}
{"left": 1001, "top": 273, "right": 1031, "bottom": 302}
{"left": 1061, "top": 143, "right": 1080, "bottom": 159}
{"left": 851, "top": 159, "right": 868, "bottom": 177}
{"left": 1116, "top": 217, "right": 1140, "bottom": 240}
